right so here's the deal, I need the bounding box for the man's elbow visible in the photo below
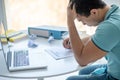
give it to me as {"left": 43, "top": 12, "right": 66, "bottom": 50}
{"left": 79, "top": 62, "right": 87, "bottom": 67}
{"left": 77, "top": 59, "right": 88, "bottom": 67}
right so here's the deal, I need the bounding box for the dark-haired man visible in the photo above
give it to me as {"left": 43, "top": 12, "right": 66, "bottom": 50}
{"left": 63, "top": 0, "right": 120, "bottom": 80}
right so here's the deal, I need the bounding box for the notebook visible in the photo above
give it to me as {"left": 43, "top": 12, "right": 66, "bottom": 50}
{"left": 0, "top": 31, "right": 47, "bottom": 72}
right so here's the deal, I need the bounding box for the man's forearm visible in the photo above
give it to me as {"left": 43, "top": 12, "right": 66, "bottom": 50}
{"left": 67, "top": 18, "right": 84, "bottom": 64}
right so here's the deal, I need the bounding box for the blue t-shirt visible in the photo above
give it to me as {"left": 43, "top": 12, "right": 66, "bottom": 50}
{"left": 92, "top": 5, "right": 120, "bottom": 79}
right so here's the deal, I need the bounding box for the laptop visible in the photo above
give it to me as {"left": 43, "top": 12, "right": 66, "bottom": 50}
{"left": 0, "top": 29, "right": 47, "bottom": 72}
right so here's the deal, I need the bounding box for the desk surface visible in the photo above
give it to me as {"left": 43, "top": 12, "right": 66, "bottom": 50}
{"left": 0, "top": 37, "right": 82, "bottom": 79}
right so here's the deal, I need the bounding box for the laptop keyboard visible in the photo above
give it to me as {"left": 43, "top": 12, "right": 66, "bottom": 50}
{"left": 14, "top": 50, "right": 29, "bottom": 67}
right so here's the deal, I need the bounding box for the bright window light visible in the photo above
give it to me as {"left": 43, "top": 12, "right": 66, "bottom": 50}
{"left": 5, "top": 0, "right": 68, "bottom": 30}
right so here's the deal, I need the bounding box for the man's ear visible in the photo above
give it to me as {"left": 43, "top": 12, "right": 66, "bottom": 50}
{"left": 90, "top": 9, "right": 98, "bottom": 16}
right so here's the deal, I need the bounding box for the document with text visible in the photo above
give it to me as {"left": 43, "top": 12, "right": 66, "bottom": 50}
{"left": 45, "top": 46, "right": 73, "bottom": 60}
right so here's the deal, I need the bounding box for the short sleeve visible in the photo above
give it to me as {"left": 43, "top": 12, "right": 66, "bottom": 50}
{"left": 92, "top": 22, "right": 120, "bottom": 52}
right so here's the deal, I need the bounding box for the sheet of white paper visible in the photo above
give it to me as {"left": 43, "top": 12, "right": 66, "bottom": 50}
{"left": 45, "top": 46, "right": 73, "bottom": 60}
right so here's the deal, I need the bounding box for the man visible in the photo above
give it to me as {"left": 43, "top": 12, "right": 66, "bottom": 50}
{"left": 63, "top": 0, "right": 120, "bottom": 80}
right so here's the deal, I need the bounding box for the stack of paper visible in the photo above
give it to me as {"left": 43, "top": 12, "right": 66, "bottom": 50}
{"left": 0, "top": 29, "right": 28, "bottom": 42}
{"left": 8, "top": 33, "right": 28, "bottom": 42}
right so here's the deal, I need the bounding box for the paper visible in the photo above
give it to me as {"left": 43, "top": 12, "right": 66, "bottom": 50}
{"left": 45, "top": 46, "right": 73, "bottom": 60}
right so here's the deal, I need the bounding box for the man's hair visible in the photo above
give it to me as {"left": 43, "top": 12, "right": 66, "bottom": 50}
{"left": 70, "top": 0, "right": 107, "bottom": 17}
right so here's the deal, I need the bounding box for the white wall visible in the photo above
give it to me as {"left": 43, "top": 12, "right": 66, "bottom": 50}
{"left": 104, "top": 0, "right": 120, "bottom": 6}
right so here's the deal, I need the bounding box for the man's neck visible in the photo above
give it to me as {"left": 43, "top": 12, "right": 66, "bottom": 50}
{"left": 100, "top": 5, "right": 110, "bottom": 21}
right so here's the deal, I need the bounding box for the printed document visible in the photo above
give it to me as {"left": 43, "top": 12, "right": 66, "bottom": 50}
{"left": 45, "top": 46, "right": 73, "bottom": 60}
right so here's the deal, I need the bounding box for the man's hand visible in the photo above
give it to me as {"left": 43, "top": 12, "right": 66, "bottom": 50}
{"left": 67, "top": 1, "right": 77, "bottom": 21}
{"left": 63, "top": 38, "right": 71, "bottom": 49}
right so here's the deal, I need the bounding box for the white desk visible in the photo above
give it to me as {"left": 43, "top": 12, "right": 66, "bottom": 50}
{"left": 0, "top": 37, "right": 81, "bottom": 80}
